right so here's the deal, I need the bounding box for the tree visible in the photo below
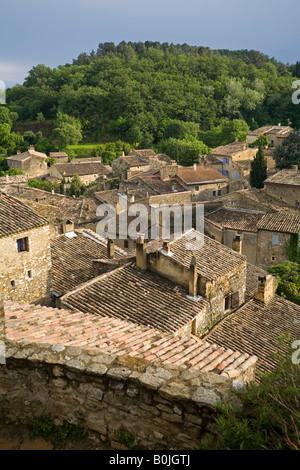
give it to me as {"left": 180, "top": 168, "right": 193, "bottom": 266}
{"left": 250, "top": 142, "right": 267, "bottom": 188}
{"left": 160, "top": 137, "right": 210, "bottom": 166}
{"left": 268, "top": 261, "right": 300, "bottom": 305}
{"left": 51, "top": 111, "right": 82, "bottom": 149}
{"left": 199, "top": 336, "right": 300, "bottom": 450}
{"left": 248, "top": 135, "right": 270, "bottom": 148}
{"left": 274, "top": 130, "right": 300, "bottom": 169}
{"left": 68, "top": 173, "right": 84, "bottom": 197}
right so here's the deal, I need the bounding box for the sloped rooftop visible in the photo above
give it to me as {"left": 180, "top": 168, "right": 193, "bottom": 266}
{"left": 264, "top": 169, "right": 300, "bottom": 186}
{"left": 60, "top": 263, "right": 208, "bottom": 334}
{"left": 51, "top": 229, "right": 126, "bottom": 296}
{"left": 177, "top": 166, "right": 227, "bottom": 184}
{"left": 257, "top": 211, "right": 300, "bottom": 233}
{"left": 205, "top": 207, "right": 265, "bottom": 233}
{"left": 4, "top": 300, "right": 256, "bottom": 376}
{"left": 0, "top": 191, "right": 49, "bottom": 238}
{"left": 205, "top": 295, "right": 300, "bottom": 375}
{"left": 147, "top": 230, "right": 246, "bottom": 280}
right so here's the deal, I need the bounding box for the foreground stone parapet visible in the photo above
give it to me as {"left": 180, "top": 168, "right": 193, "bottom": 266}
{"left": 0, "top": 339, "right": 244, "bottom": 450}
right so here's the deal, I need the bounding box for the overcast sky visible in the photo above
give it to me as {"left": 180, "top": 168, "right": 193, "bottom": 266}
{"left": 1, "top": 0, "right": 299, "bottom": 87}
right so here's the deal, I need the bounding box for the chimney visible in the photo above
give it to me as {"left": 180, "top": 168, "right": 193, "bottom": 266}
{"left": 163, "top": 241, "right": 171, "bottom": 254}
{"left": 278, "top": 123, "right": 281, "bottom": 127}
{"left": 292, "top": 165, "right": 298, "bottom": 171}
{"left": 193, "top": 163, "right": 197, "bottom": 171}
{"left": 17, "top": 150, "right": 21, "bottom": 155}
{"left": 107, "top": 239, "right": 115, "bottom": 259}
{"left": 136, "top": 235, "right": 147, "bottom": 270}
{"left": 254, "top": 275, "right": 275, "bottom": 304}
{"left": 232, "top": 236, "right": 242, "bottom": 254}
{"left": 189, "top": 257, "right": 198, "bottom": 297}
{"left": 235, "top": 137, "right": 238, "bottom": 142}
{"left": 29, "top": 145, "right": 35, "bottom": 151}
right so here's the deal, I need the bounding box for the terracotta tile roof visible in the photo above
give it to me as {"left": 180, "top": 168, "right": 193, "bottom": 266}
{"left": 257, "top": 211, "right": 300, "bottom": 233}
{"left": 49, "top": 152, "right": 68, "bottom": 158}
{"left": 177, "top": 166, "right": 227, "bottom": 184}
{"left": 51, "top": 229, "right": 126, "bottom": 296}
{"left": 247, "top": 125, "right": 293, "bottom": 137}
{"left": 54, "top": 162, "right": 111, "bottom": 177}
{"left": 93, "top": 189, "right": 120, "bottom": 205}
{"left": 0, "top": 191, "right": 49, "bottom": 238}
{"left": 202, "top": 155, "right": 223, "bottom": 165}
{"left": 211, "top": 142, "right": 248, "bottom": 156}
{"left": 265, "top": 169, "right": 300, "bottom": 186}
{"left": 129, "top": 149, "right": 156, "bottom": 158}
{"left": 202, "top": 187, "right": 296, "bottom": 212}
{"left": 205, "top": 295, "right": 300, "bottom": 375}
{"left": 0, "top": 175, "right": 27, "bottom": 185}
{"left": 60, "top": 263, "right": 209, "bottom": 334}
{"left": 205, "top": 208, "right": 265, "bottom": 233}
{"left": 156, "top": 153, "right": 173, "bottom": 163}
{"left": 2, "top": 186, "right": 101, "bottom": 225}
{"left": 4, "top": 300, "right": 256, "bottom": 376}
{"left": 140, "top": 175, "right": 187, "bottom": 194}
{"left": 120, "top": 156, "right": 150, "bottom": 167}
{"left": 147, "top": 230, "right": 246, "bottom": 280}
{"left": 6, "top": 149, "right": 47, "bottom": 161}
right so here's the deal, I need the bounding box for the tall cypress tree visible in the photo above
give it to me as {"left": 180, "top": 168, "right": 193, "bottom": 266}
{"left": 250, "top": 142, "right": 268, "bottom": 188}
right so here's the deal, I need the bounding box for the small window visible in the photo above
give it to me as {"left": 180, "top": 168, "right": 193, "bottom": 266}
{"left": 272, "top": 255, "right": 275, "bottom": 261}
{"left": 17, "top": 237, "right": 29, "bottom": 252}
{"left": 195, "top": 185, "right": 199, "bottom": 191}
{"left": 10, "top": 280, "right": 16, "bottom": 288}
{"left": 235, "top": 171, "right": 239, "bottom": 180}
{"left": 210, "top": 234, "right": 216, "bottom": 240}
{"left": 27, "top": 270, "right": 33, "bottom": 279}
{"left": 217, "top": 189, "right": 221, "bottom": 196}
{"left": 225, "top": 295, "right": 231, "bottom": 311}
{"left": 213, "top": 190, "right": 217, "bottom": 197}
{"left": 272, "top": 234, "right": 279, "bottom": 245}
{"left": 226, "top": 158, "right": 229, "bottom": 165}
{"left": 231, "top": 292, "right": 239, "bottom": 308}
{"left": 124, "top": 240, "right": 129, "bottom": 249}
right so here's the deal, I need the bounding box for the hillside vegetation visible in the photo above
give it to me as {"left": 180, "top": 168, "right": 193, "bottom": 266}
{"left": 3, "top": 42, "right": 300, "bottom": 159}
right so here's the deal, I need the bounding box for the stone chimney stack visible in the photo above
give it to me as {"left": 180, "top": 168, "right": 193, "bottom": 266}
{"left": 163, "top": 241, "right": 171, "bottom": 254}
{"left": 17, "top": 150, "right": 21, "bottom": 155}
{"left": 136, "top": 235, "right": 147, "bottom": 270}
{"left": 292, "top": 165, "right": 298, "bottom": 171}
{"left": 254, "top": 275, "right": 276, "bottom": 304}
{"left": 193, "top": 163, "right": 197, "bottom": 171}
{"left": 29, "top": 145, "right": 35, "bottom": 151}
{"left": 232, "top": 235, "right": 242, "bottom": 254}
{"left": 189, "top": 257, "right": 198, "bottom": 297}
{"left": 107, "top": 239, "right": 115, "bottom": 259}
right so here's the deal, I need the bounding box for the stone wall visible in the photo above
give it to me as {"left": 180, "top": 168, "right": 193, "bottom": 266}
{"left": 256, "top": 229, "right": 291, "bottom": 270}
{"left": 264, "top": 183, "right": 300, "bottom": 207}
{"left": 0, "top": 339, "right": 245, "bottom": 450}
{"left": 0, "top": 225, "right": 52, "bottom": 305}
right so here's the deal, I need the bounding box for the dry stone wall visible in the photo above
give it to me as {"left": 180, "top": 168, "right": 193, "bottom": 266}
{"left": 0, "top": 339, "right": 242, "bottom": 450}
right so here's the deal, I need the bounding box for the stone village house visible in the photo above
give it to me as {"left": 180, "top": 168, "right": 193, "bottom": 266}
{"left": 0, "top": 191, "right": 52, "bottom": 304}
{"left": 6, "top": 146, "right": 48, "bottom": 180}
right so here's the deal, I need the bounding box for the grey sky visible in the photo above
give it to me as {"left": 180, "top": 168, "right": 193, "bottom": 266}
{"left": 1, "top": 0, "right": 299, "bottom": 87}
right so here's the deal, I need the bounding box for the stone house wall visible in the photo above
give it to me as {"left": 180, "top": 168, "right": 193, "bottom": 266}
{"left": 0, "top": 340, "right": 255, "bottom": 450}
{"left": 264, "top": 183, "right": 300, "bottom": 207}
{"left": 0, "top": 225, "right": 52, "bottom": 304}
{"left": 256, "top": 229, "right": 292, "bottom": 270}
{"left": 8, "top": 156, "right": 48, "bottom": 179}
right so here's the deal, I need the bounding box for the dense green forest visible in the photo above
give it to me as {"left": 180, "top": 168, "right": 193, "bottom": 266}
{"left": 3, "top": 41, "right": 300, "bottom": 156}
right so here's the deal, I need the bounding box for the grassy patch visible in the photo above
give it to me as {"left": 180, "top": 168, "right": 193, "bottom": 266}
{"left": 24, "top": 413, "right": 85, "bottom": 450}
